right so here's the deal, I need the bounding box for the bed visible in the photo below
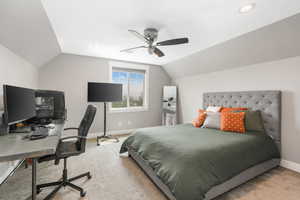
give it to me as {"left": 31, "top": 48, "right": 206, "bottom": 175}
{"left": 120, "top": 91, "right": 281, "bottom": 200}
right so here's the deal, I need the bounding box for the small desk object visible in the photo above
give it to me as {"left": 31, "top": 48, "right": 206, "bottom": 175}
{"left": 0, "top": 122, "right": 64, "bottom": 200}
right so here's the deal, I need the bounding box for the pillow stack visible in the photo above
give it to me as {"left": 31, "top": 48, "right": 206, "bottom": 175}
{"left": 193, "top": 106, "right": 222, "bottom": 129}
{"left": 192, "top": 106, "right": 265, "bottom": 134}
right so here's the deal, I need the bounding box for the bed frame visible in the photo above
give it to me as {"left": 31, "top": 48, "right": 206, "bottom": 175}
{"left": 128, "top": 91, "right": 282, "bottom": 200}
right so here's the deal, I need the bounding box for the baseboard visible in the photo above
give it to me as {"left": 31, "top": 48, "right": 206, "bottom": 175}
{"left": 88, "top": 128, "right": 135, "bottom": 139}
{"left": 280, "top": 159, "right": 300, "bottom": 173}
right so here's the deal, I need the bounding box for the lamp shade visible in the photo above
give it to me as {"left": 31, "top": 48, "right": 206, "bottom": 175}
{"left": 88, "top": 82, "right": 122, "bottom": 102}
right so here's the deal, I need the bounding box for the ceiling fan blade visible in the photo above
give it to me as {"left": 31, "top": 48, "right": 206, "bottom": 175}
{"left": 128, "top": 30, "right": 150, "bottom": 44}
{"left": 156, "top": 38, "right": 189, "bottom": 46}
{"left": 153, "top": 47, "right": 165, "bottom": 57}
{"left": 120, "top": 46, "right": 147, "bottom": 53}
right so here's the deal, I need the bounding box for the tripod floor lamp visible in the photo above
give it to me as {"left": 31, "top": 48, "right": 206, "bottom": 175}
{"left": 88, "top": 82, "right": 123, "bottom": 146}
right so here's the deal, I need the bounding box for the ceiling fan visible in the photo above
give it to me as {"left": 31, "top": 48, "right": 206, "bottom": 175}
{"left": 120, "top": 28, "right": 189, "bottom": 57}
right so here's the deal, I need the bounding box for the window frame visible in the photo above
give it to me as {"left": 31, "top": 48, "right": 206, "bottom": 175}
{"left": 109, "top": 61, "right": 149, "bottom": 113}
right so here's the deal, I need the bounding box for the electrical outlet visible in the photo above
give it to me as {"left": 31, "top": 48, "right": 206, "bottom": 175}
{"left": 118, "top": 121, "right": 123, "bottom": 127}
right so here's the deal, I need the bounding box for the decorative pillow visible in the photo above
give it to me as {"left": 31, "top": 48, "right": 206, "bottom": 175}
{"left": 206, "top": 106, "right": 222, "bottom": 113}
{"left": 221, "top": 112, "right": 246, "bottom": 133}
{"left": 202, "top": 112, "right": 221, "bottom": 129}
{"left": 197, "top": 109, "right": 206, "bottom": 114}
{"left": 221, "top": 107, "right": 248, "bottom": 113}
{"left": 192, "top": 112, "right": 207, "bottom": 128}
{"left": 233, "top": 110, "right": 265, "bottom": 132}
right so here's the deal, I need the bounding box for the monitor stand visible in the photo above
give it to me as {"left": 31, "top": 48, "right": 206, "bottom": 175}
{"left": 96, "top": 102, "right": 119, "bottom": 146}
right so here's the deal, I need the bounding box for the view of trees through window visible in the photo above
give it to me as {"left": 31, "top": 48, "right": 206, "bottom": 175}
{"left": 111, "top": 69, "right": 145, "bottom": 109}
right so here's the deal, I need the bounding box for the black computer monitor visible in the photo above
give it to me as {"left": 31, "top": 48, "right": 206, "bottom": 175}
{"left": 35, "top": 90, "right": 65, "bottom": 120}
{"left": 3, "top": 85, "right": 36, "bottom": 125}
{"left": 88, "top": 82, "right": 122, "bottom": 102}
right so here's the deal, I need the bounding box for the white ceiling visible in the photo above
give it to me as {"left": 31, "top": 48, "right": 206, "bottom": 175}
{"left": 164, "top": 13, "right": 300, "bottom": 79}
{"left": 0, "top": 0, "right": 61, "bottom": 67}
{"left": 41, "top": 0, "right": 300, "bottom": 65}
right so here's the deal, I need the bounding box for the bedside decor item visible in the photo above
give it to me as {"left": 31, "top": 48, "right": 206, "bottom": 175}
{"left": 162, "top": 86, "right": 177, "bottom": 126}
{"left": 88, "top": 82, "right": 122, "bottom": 146}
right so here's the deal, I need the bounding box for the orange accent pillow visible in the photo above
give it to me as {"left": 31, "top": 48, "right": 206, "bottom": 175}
{"left": 192, "top": 119, "right": 201, "bottom": 127}
{"left": 197, "top": 109, "right": 206, "bottom": 114}
{"left": 197, "top": 109, "right": 207, "bottom": 124}
{"left": 221, "top": 112, "right": 246, "bottom": 133}
{"left": 192, "top": 112, "right": 207, "bottom": 128}
{"left": 221, "top": 107, "right": 248, "bottom": 113}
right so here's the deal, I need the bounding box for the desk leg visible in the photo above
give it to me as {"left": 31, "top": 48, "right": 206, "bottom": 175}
{"left": 32, "top": 158, "right": 37, "bottom": 200}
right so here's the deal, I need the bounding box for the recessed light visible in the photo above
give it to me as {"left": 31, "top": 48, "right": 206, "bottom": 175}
{"left": 239, "top": 3, "right": 256, "bottom": 14}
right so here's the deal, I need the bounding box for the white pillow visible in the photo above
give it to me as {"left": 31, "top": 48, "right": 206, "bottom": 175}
{"left": 202, "top": 112, "right": 221, "bottom": 129}
{"left": 206, "top": 106, "right": 222, "bottom": 113}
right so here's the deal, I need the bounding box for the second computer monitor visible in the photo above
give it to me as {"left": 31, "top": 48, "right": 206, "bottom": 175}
{"left": 3, "top": 85, "right": 36, "bottom": 125}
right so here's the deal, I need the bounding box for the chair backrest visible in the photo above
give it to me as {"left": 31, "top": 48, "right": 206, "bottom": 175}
{"left": 77, "top": 105, "right": 97, "bottom": 153}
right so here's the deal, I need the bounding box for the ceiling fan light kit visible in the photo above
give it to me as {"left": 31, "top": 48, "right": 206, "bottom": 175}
{"left": 121, "top": 28, "right": 189, "bottom": 57}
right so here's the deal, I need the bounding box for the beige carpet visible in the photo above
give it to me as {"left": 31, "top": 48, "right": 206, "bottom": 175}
{"left": 0, "top": 137, "right": 300, "bottom": 200}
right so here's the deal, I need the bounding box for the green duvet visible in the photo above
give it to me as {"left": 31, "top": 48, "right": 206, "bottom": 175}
{"left": 120, "top": 124, "right": 280, "bottom": 200}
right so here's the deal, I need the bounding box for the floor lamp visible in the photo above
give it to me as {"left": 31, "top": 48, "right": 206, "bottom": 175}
{"left": 88, "top": 82, "right": 123, "bottom": 146}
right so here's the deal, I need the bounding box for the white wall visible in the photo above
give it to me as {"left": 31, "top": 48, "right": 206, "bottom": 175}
{"left": 0, "top": 0, "right": 61, "bottom": 67}
{"left": 172, "top": 56, "right": 300, "bottom": 165}
{"left": 39, "top": 54, "right": 171, "bottom": 134}
{"left": 0, "top": 43, "right": 38, "bottom": 183}
{"left": 0, "top": 44, "right": 38, "bottom": 94}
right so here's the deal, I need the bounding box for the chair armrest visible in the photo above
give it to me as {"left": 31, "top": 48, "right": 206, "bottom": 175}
{"left": 59, "top": 136, "right": 87, "bottom": 142}
{"left": 64, "top": 127, "right": 79, "bottom": 131}
{"left": 57, "top": 136, "right": 88, "bottom": 156}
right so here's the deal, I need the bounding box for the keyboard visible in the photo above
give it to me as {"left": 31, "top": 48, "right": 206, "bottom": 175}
{"left": 32, "top": 127, "right": 49, "bottom": 136}
{"left": 22, "top": 127, "right": 50, "bottom": 140}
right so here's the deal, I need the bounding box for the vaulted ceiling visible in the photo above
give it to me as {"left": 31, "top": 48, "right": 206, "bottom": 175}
{"left": 164, "top": 13, "right": 300, "bottom": 79}
{"left": 0, "top": 0, "right": 300, "bottom": 71}
{"left": 0, "top": 0, "right": 61, "bottom": 67}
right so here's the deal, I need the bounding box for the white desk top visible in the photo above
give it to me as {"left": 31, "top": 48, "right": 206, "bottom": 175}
{"left": 0, "top": 123, "right": 64, "bottom": 162}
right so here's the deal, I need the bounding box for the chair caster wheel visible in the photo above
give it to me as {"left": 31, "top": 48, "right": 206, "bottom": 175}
{"left": 88, "top": 174, "right": 92, "bottom": 179}
{"left": 81, "top": 191, "right": 86, "bottom": 197}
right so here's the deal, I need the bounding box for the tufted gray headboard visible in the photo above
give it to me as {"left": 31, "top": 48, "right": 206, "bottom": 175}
{"left": 203, "top": 91, "right": 281, "bottom": 149}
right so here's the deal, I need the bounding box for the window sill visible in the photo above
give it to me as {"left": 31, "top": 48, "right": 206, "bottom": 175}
{"left": 109, "top": 107, "right": 149, "bottom": 113}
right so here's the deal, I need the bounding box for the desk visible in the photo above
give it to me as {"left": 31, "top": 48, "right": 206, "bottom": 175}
{"left": 0, "top": 122, "right": 64, "bottom": 200}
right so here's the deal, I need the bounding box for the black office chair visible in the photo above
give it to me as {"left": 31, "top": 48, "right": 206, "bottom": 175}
{"left": 36, "top": 105, "right": 97, "bottom": 199}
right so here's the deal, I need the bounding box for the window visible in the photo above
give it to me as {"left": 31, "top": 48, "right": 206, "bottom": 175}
{"left": 109, "top": 62, "right": 149, "bottom": 112}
